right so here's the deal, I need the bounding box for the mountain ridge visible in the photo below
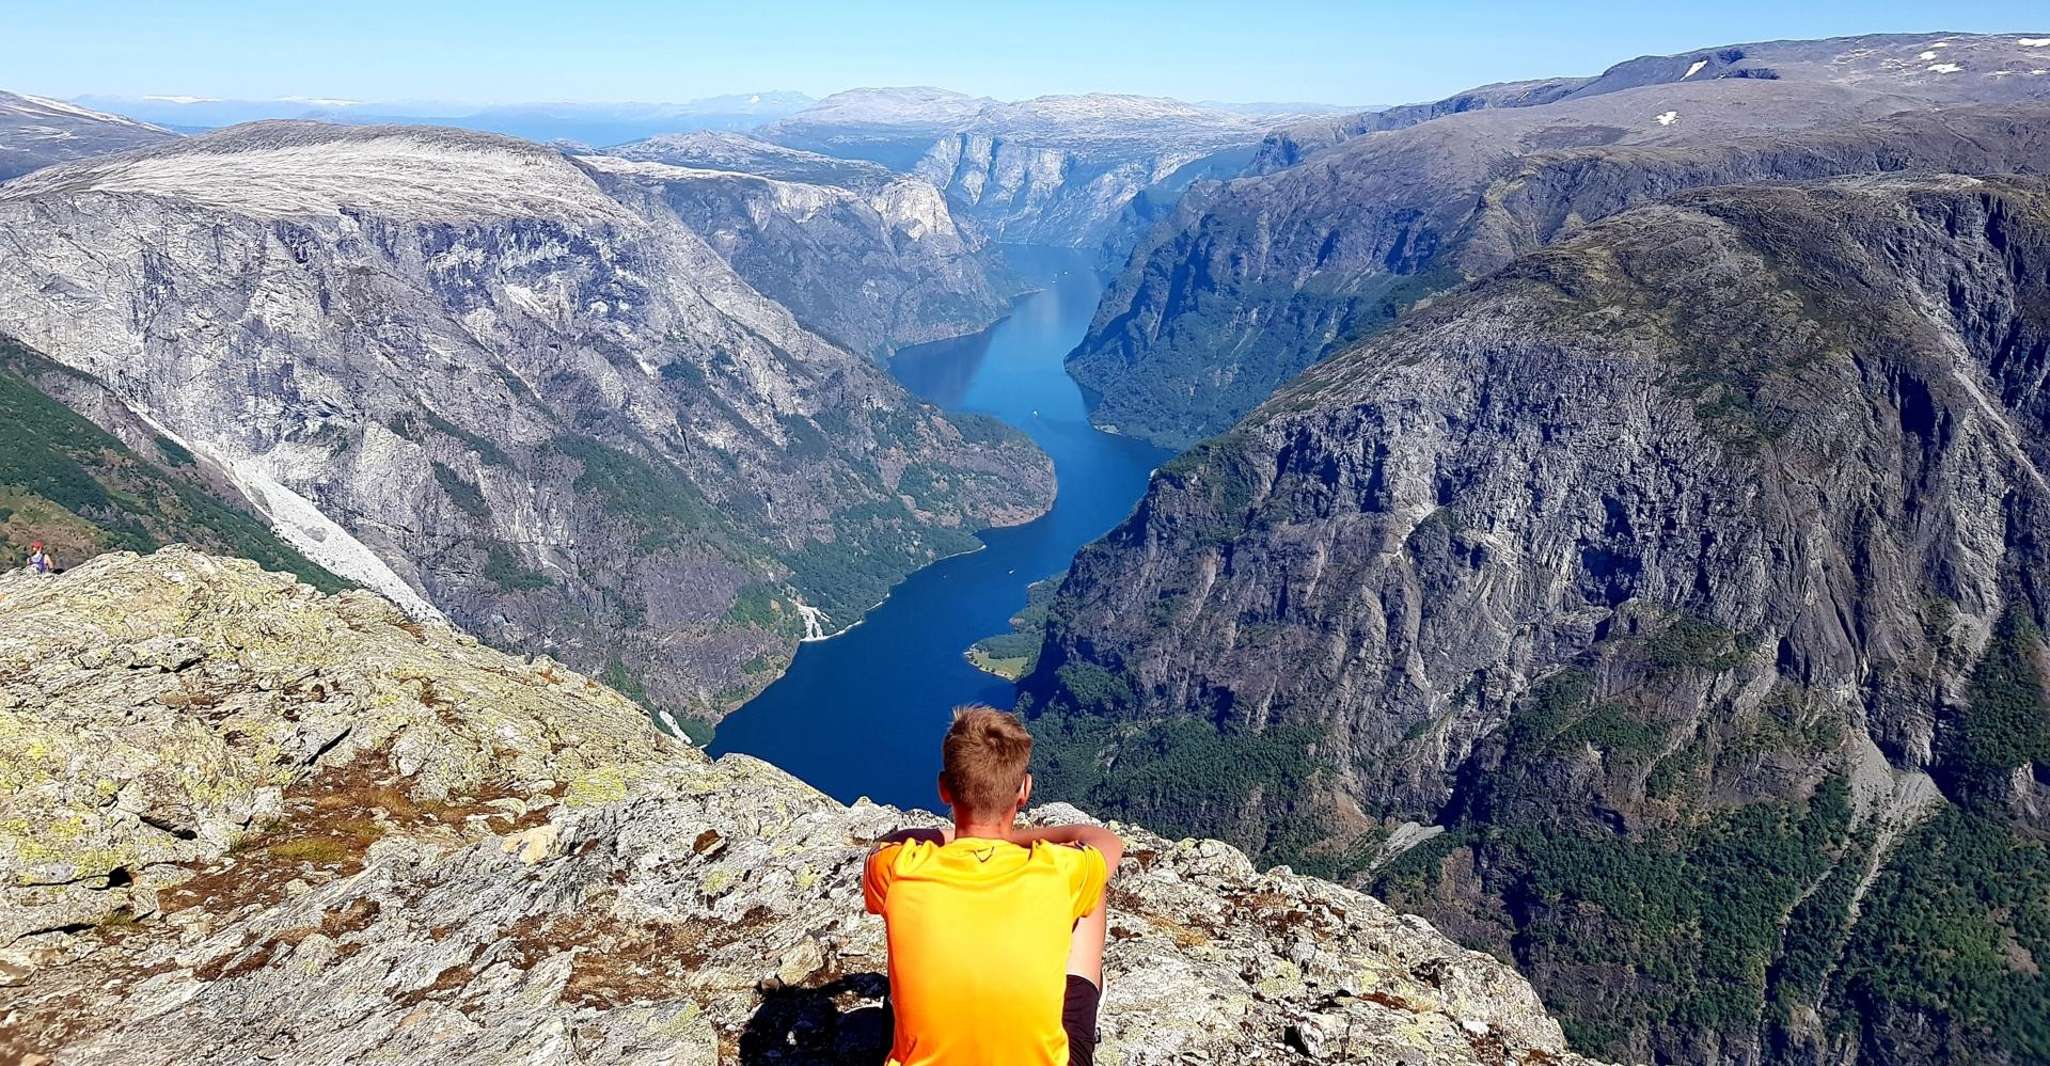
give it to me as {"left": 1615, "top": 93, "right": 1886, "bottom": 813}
{"left": 1071, "top": 31, "right": 2050, "bottom": 447}
{"left": 0, "top": 89, "right": 177, "bottom": 181}
{"left": 1025, "top": 171, "right": 2050, "bottom": 1063}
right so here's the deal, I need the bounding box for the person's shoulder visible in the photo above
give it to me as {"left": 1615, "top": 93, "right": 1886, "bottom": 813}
{"left": 1037, "top": 839, "right": 1105, "bottom": 870}
{"left": 868, "top": 836, "right": 944, "bottom": 868}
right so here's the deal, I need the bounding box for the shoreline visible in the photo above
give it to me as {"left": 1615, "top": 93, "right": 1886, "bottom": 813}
{"left": 797, "top": 537, "right": 992, "bottom": 644}
{"left": 963, "top": 645, "right": 1030, "bottom": 682}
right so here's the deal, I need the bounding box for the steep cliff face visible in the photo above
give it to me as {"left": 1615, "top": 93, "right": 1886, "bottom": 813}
{"left": 910, "top": 94, "right": 1284, "bottom": 251}
{"left": 581, "top": 146, "right": 1011, "bottom": 358}
{"left": 762, "top": 90, "right": 1292, "bottom": 252}
{"left": 0, "top": 90, "right": 176, "bottom": 181}
{"left": 0, "top": 548, "right": 1606, "bottom": 1066}
{"left": 1071, "top": 32, "right": 2050, "bottom": 447}
{"left": 0, "top": 337, "right": 341, "bottom": 587}
{"left": 1025, "top": 176, "right": 2050, "bottom": 1063}
{"left": 0, "top": 122, "right": 1052, "bottom": 731}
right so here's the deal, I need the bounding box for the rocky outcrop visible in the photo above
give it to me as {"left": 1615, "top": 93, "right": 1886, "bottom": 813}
{"left": 0, "top": 548, "right": 1604, "bottom": 1066}
{"left": 0, "top": 122, "right": 1053, "bottom": 731}
{"left": 1026, "top": 175, "right": 2050, "bottom": 1063}
{"left": 581, "top": 145, "right": 1012, "bottom": 358}
{"left": 1071, "top": 32, "right": 2050, "bottom": 448}
{"left": 0, "top": 90, "right": 175, "bottom": 182}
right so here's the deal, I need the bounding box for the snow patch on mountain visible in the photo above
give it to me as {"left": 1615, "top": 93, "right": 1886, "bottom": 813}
{"left": 214, "top": 451, "right": 443, "bottom": 620}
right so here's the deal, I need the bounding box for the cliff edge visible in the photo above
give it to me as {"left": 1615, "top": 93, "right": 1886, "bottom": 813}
{"left": 0, "top": 548, "right": 1602, "bottom": 1064}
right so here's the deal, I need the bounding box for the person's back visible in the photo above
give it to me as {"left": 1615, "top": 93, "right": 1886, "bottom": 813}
{"left": 28, "top": 542, "right": 50, "bottom": 575}
{"left": 865, "top": 707, "right": 1121, "bottom": 1066}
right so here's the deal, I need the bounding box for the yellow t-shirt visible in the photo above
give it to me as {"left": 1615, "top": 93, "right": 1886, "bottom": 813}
{"left": 864, "top": 837, "right": 1108, "bottom": 1066}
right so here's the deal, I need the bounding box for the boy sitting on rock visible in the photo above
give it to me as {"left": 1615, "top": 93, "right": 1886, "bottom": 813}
{"left": 865, "top": 705, "right": 1122, "bottom": 1065}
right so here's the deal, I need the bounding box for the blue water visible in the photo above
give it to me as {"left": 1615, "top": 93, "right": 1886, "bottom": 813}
{"left": 709, "top": 246, "right": 1170, "bottom": 811}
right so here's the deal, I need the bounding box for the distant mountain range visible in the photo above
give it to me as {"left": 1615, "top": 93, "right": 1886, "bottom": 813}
{"left": 67, "top": 92, "right": 822, "bottom": 144}
{"left": 63, "top": 89, "right": 1361, "bottom": 151}
{"left": 0, "top": 91, "right": 175, "bottom": 180}
{"left": 41, "top": 87, "right": 1359, "bottom": 263}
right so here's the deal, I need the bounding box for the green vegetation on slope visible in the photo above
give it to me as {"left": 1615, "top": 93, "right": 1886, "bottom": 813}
{"left": 966, "top": 575, "right": 1058, "bottom": 680}
{"left": 482, "top": 542, "right": 554, "bottom": 592}
{"left": 1376, "top": 776, "right": 1857, "bottom": 1057}
{"left": 781, "top": 498, "right": 981, "bottom": 625}
{"left": 1821, "top": 612, "right": 2050, "bottom": 1062}
{"left": 1940, "top": 611, "right": 2050, "bottom": 803}
{"left": 1028, "top": 711, "right": 1353, "bottom": 877}
{"left": 554, "top": 435, "right": 732, "bottom": 552}
{"left": 1829, "top": 809, "right": 2050, "bottom": 1062}
{"left": 1072, "top": 265, "right": 1463, "bottom": 448}
{"left": 0, "top": 339, "right": 345, "bottom": 591}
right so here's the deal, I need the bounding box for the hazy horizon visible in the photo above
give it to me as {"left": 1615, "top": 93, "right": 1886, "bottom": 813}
{"left": 15, "top": 0, "right": 2049, "bottom": 112}
{"left": 60, "top": 88, "right": 1362, "bottom": 112}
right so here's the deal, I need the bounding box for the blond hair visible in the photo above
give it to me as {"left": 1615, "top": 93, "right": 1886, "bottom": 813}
{"left": 940, "top": 705, "right": 1033, "bottom": 818}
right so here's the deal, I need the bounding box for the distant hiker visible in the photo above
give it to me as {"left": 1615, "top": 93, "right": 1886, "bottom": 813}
{"left": 28, "top": 542, "right": 53, "bottom": 575}
{"left": 865, "top": 706, "right": 1122, "bottom": 1065}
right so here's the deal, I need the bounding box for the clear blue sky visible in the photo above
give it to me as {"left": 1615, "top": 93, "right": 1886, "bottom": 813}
{"left": 12, "top": 0, "right": 2048, "bottom": 106}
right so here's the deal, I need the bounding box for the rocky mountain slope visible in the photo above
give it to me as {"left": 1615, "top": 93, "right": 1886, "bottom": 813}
{"left": 0, "top": 90, "right": 176, "bottom": 181}
{"left": 1251, "top": 32, "right": 2050, "bottom": 173}
{"left": 586, "top": 139, "right": 1012, "bottom": 358}
{"left": 609, "top": 131, "right": 901, "bottom": 189}
{"left": 1023, "top": 175, "right": 2050, "bottom": 1063}
{"left": 0, "top": 121, "right": 1052, "bottom": 735}
{"left": 1070, "top": 32, "right": 2050, "bottom": 447}
{"left": 0, "top": 547, "right": 1605, "bottom": 1066}
{"left": 0, "top": 337, "right": 340, "bottom": 587}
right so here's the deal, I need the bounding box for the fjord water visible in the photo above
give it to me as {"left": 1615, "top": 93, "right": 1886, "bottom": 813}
{"left": 709, "top": 246, "right": 1170, "bottom": 810}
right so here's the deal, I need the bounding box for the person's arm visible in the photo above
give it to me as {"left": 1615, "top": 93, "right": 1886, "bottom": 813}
{"left": 1008, "top": 822, "right": 1123, "bottom": 873}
